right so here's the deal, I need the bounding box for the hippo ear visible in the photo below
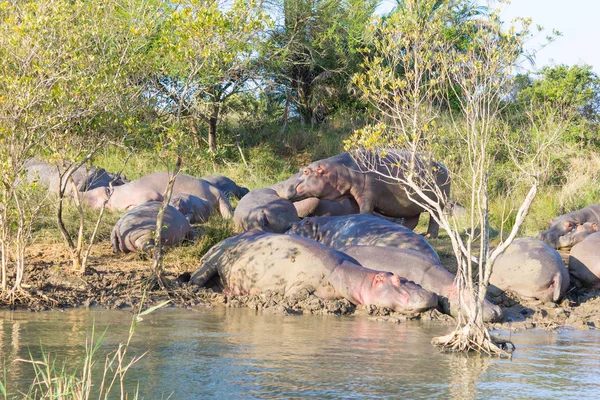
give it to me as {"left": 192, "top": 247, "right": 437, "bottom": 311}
{"left": 374, "top": 272, "right": 393, "bottom": 285}
{"left": 562, "top": 220, "right": 572, "bottom": 228}
{"left": 316, "top": 166, "right": 325, "bottom": 175}
{"left": 592, "top": 223, "right": 599, "bottom": 231}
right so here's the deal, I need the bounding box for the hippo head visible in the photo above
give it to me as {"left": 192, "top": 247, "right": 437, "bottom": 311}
{"left": 537, "top": 219, "right": 577, "bottom": 249}
{"left": 556, "top": 222, "right": 598, "bottom": 249}
{"left": 238, "top": 186, "right": 250, "bottom": 198}
{"left": 363, "top": 272, "right": 438, "bottom": 313}
{"left": 81, "top": 186, "right": 110, "bottom": 210}
{"left": 286, "top": 217, "right": 320, "bottom": 240}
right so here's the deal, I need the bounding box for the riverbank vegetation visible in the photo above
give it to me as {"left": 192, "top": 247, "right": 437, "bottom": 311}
{"left": 1, "top": 0, "right": 599, "bottom": 357}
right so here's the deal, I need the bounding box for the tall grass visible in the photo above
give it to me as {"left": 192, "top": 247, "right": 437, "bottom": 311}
{"left": 8, "top": 300, "right": 170, "bottom": 400}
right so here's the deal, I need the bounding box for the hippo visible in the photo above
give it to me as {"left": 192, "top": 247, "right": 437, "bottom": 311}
{"left": 569, "top": 231, "right": 600, "bottom": 288}
{"left": 111, "top": 201, "right": 194, "bottom": 253}
{"left": 233, "top": 188, "right": 299, "bottom": 233}
{"left": 286, "top": 214, "right": 440, "bottom": 263}
{"left": 538, "top": 204, "right": 600, "bottom": 249}
{"left": 82, "top": 172, "right": 233, "bottom": 218}
{"left": 202, "top": 174, "right": 249, "bottom": 199}
{"left": 293, "top": 197, "right": 360, "bottom": 218}
{"left": 275, "top": 150, "right": 450, "bottom": 238}
{"left": 25, "top": 158, "right": 126, "bottom": 194}
{"left": 339, "top": 245, "right": 503, "bottom": 322}
{"left": 489, "top": 237, "right": 570, "bottom": 303}
{"left": 190, "top": 230, "right": 439, "bottom": 313}
{"left": 169, "top": 194, "right": 212, "bottom": 223}
{"left": 556, "top": 222, "right": 598, "bottom": 249}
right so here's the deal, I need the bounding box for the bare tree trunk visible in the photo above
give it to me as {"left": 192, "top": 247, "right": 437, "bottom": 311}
{"left": 208, "top": 107, "right": 219, "bottom": 153}
{"left": 152, "top": 155, "right": 183, "bottom": 289}
{"left": 278, "top": 91, "right": 291, "bottom": 142}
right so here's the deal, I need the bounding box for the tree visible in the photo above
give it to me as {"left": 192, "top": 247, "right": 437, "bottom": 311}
{"left": 265, "top": 0, "right": 377, "bottom": 128}
{"left": 146, "top": 0, "right": 270, "bottom": 152}
{"left": 515, "top": 64, "right": 600, "bottom": 145}
{"left": 0, "top": 0, "right": 161, "bottom": 275}
{"left": 349, "top": 0, "right": 564, "bottom": 356}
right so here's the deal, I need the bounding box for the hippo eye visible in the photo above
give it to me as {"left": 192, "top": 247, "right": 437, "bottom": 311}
{"left": 303, "top": 168, "right": 310, "bottom": 176}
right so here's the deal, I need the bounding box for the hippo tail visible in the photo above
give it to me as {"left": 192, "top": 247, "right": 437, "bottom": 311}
{"left": 110, "top": 225, "right": 121, "bottom": 253}
{"left": 552, "top": 271, "right": 568, "bottom": 303}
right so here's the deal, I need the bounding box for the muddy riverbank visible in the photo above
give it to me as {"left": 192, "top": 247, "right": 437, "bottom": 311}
{"left": 2, "top": 240, "right": 599, "bottom": 333}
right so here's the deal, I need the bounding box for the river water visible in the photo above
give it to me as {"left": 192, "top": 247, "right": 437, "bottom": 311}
{"left": 1, "top": 307, "right": 599, "bottom": 399}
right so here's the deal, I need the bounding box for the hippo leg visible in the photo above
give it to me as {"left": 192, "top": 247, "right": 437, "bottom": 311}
{"left": 217, "top": 196, "right": 233, "bottom": 219}
{"left": 425, "top": 214, "right": 440, "bottom": 239}
{"left": 190, "top": 263, "right": 219, "bottom": 286}
{"left": 403, "top": 215, "right": 420, "bottom": 231}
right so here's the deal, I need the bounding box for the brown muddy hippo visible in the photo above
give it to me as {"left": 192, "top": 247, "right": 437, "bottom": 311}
{"left": 286, "top": 214, "right": 440, "bottom": 263}
{"left": 569, "top": 231, "right": 600, "bottom": 288}
{"left": 111, "top": 201, "right": 194, "bottom": 253}
{"left": 275, "top": 150, "right": 450, "bottom": 238}
{"left": 489, "top": 237, "right": 570, "bottom": 303}
{"left": 190, "top": 230, "right": 439, "bottom": 313}
{"left": 538, "top": 204, "right": 600, "bottom": 249}
{"left": 556, "top": 222, "right": 598, "bottom": 249}
{"left": 82, "top": 172, "right": 233, "bottom": 218}
{"left": 25, "top": 158, "right": 126, "bottom": 194}
{"left": 202, "top": 174, "right": 249, "bottom": 199}
{"left": 339, "top": 246, "right": 503, "bottom": 322}
{"left": 233, "top": 188, "right": 299, "bottom": 233}
{"left": 169, "top": 194, "right": 212, "bottom": 224}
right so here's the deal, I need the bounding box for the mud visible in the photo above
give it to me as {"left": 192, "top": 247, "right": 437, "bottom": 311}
{"left": 1, "top": 239, "right": 599, "bottom": 333}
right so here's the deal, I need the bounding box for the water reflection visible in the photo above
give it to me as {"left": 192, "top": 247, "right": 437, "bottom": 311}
{"left": 1, "top": 308, "right": 599, "bottom": 399}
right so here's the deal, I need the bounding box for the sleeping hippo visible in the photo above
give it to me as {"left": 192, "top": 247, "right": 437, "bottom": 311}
{"left": 169, "top": 194, "right": 212, "bottom": 223}
{"left": 568, "top": 231, "right": 600, "bottom": 288}
{"left": 275, "top": 150, "right": 450, "bottom": 238}
{"left": 25, "top": 158, "right": 126, "bottom": 194}
{"left": 233, "top": 188, "right": 299, "bottom": 233}
{"left": 292, "top": 197, "right": 360, "bottom": 218}
{"left": 556, "top": 222, "right": 598, "bottom": 249}
{"left": 111, "top": 201, "right": 194, "bottom": 253}
{"left": 202, "top": 174, "right": 249, "bottom": 199}
{"left": 82, "top": 172, "right": 233, "bottom": 218}
{"left": 190, "top": 230, "right": 438, "bottom": 314}
{"left": 286, "top": 214, "right": 440, "bottom": 263}
{"left": 339, "top": 246, "right": 503, "bottom": 322}
{"left": 538, "top": 204, "right": 600, "bottom": 249}
{"left": 489, "top": 237, "right": 570, "bottom": 303}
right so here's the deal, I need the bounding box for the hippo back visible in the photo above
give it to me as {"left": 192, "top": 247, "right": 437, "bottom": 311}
{"left": 490, "top": 237, "right": 569, "bottom": 302}
{"left": 233, "top": 188, "right": 299, "bottom": 233}
{"left": 111, "top": 201, "right": 191, "bottom": 253}
{"left": 202, "top": 174, "right": 249, "bottom": 199}
{"left": 287, "top": 214, "right": 440, "bottom": 263}
{"left": 569, "top": 231, "right": 600, "bottom": 288}
{"left": 191, "top": 230, "right": 355, "bottom": 295}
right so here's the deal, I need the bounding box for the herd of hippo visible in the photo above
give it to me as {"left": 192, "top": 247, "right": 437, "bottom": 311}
{"left": 25, "top": 150, "right": 600, "bottom": 320}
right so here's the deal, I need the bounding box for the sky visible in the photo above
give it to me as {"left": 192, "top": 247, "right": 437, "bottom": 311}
{"left": 377, "top": 1, "right": 600, "bottom": 75}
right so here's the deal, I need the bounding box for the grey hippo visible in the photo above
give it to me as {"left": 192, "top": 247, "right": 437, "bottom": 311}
{"left": 275, "top": 150, "right": 450, "bottom": 238}
{"left": 286, "top": 214, "right": 440, "bottom": 263}
{"left": 538, "top": 204, "right": 600, "bottom": 249}
{"left": 568, "top": 231, "right": 600, "bottom": 288}
{"left": 233, "top": 188, "right": 299, "bottom": 233}
{"left": 170, "top": 194, "right": 212, "bottom": 223}
{"left": 202, "top": 174, "right": 249, "bottom": 199}
{"left": 489, "top": 237, "right": 570, "bottom": 303}
{"left": 82, "top": 172, "right": 233, "bottom": 218}
{"left": 111, "top": 201, "right": 195, "bottom": 253}
{"left": 25, "top": 158, "right": 126, "bottom": 194}
{"left": 339, "top": 245, "right": 503, "bottom": 322}
{"left": 190, "top": 230, "right": 439, "bottom": 313}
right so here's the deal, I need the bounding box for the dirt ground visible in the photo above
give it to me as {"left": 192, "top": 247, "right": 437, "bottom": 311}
{"left": 2, "top": 237, "right": 599, "bottom": 333}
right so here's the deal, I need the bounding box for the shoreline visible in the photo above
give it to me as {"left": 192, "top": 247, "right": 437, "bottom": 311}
{"left": 1, "top": 242, "right": 598, "bottom": 333}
